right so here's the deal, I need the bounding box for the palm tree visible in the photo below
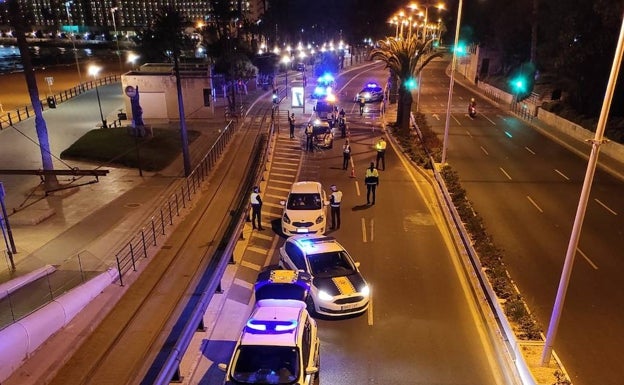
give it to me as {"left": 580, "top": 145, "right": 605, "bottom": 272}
{"left": 7, "top": 0, "right": 59, "bottom": 190}
{"left": 371, "top": 35, "right": 441, "bottom": 133}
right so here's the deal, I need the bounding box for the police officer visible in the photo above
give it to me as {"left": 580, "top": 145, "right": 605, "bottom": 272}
{"left": 358, "top": 96, "right": 366, "bottom": 116}
{"left": 250, "top": 186, "right": 264, "bottom": 230}
{"left": 329, "top": 184, "right": 342, "bottom": 230}
{"left": 342, "top": 139, "right": 351, "bottom": 170}
{"left": 375, "top": 136, "right": 387, "bottom": 171}
{"left": 288, "top": 113, "right": 296, "bottom": 139}
{"left": 305, "top": 122, "right": 314, "bottom": 151}
{"left": 365, "top": 162, "right": 379, "bottom": 205}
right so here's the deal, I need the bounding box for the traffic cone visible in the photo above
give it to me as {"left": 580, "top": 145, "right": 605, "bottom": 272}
{"left": 350, "top": 166, "right": 356, "bottom": 178}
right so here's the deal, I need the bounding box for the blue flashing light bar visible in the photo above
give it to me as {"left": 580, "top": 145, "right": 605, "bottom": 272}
{"left": 246, "top": 319, "right": 298, "bottom": 333}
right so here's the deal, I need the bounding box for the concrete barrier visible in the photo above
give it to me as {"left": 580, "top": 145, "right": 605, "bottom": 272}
{"left": 0, "top": 268, "right": 117, "bottom": 383}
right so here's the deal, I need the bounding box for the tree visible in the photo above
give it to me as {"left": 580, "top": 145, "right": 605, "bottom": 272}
{"left": 213, "top": 52, "right": 258, "bottom": 110}
{"left": 7, "top": 0, "right": 58, "bottom": 190}
{"left": 371, "top": 35, "right": 442, "bottom": 132}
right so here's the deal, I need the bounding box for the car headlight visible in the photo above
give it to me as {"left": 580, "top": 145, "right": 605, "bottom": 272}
{"left": 364, "top": 92, "right": 371, "bottom": 99}
{"left": 318, "top": 290, "right": 334, "bottom": 302}
{"left": 315, "top": 215, "right": 324, "bottom": 224}
{"left": 283, "top": 213, "right": 291, "bottom": 224}
{"left": 361, "top": 285, "right": 370, "bottom": 297}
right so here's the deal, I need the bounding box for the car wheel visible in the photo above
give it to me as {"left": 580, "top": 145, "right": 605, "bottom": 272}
{"left": 305, "top": 295, "right": 317, "bottom": 317}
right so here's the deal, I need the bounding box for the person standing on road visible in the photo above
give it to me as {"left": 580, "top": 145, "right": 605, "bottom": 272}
{"left": 329, "top": 185, "right": 342, "bottom": 230}
{"left": 358, "top": 96, "right": 366, "bottom": 116}
{"left": 375, "top": 136, "right": 387, "bottom": 171}
{"left": 305, "top": 122, "right": 314, "bottom": 151}
{"left": 288, "top": 113, "right": 296, "bottom": 139}
{"left": 250, "top": 186, "right": 264, "bottom": 230}
{"left": 365, "top": 162, "right": 379, "bottom": 205}
{"left": 342, "top": 140, "right": 351, "bottom": 170}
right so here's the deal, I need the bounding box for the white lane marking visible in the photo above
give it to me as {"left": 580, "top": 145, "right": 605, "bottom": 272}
{"left": 480, "top": 146, "right": 489, "bottom": 155}
{"left": 555, "top": 169, "right": 570, "bottom": 180}
{"left": 499, "top": 167, "right": 512, "bottom": 180}
{"left": 594, "top": 199, "right": 618, "bottom": 215}
{"left": 452, "top": 114, "right": 461, "bottom": 125}
{"left": 432, "top": 113, "right": 440, "bottom": 120}
{"left": 466, "top": 130, "right": 473, "bottom": 138}
{"left": 526, "top": 196, "right": 543, "bottom": 213}
{"left": 355, "top": 179, "right": 360, "bottom": 196}
{"left": 482, "top": 113, "right": 496, "bottom": 125}
{"left": 525, "top": 146, "right": 536, "bottom": 155}
{"left": 577, "top": 248, "right": 599, "bottom": 270}
{"left": 367, "top": 289, "right": 374, "bottom": 326}
{"left": 370, "top": 219, "right": 374, "bottom": 242}
{"left": 361, "top": 218, "right": 367, "bottom": 243}
{"left": 240, "top": 260, "right": 262, "bottom": 271}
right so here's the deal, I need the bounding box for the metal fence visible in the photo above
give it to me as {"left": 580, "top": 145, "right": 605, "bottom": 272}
{"left": 0, "top": 74, "right": 121, "bottom": 130}
{"left": 114, "top": 119, "right": 236, "bottom": 286}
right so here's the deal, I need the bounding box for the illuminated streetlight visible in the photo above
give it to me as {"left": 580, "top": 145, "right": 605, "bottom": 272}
{"left": 281, "top": 55, "right": 291, "bottom": 86}
{"left": 127, "top": 53, "right": 139, "bottom": 70}
{"left": 64, "top": 1, "right": 82, "bottom": 82}
{"left": 88, "top": 65, "right": 106, "bottom": 128}
{"left": 110, "top": 7, "right": 122, "bottom": 72}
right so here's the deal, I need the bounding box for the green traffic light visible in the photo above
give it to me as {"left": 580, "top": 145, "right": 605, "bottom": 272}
{"left": 404, "top": 78, "right": 417, "bottom": 90}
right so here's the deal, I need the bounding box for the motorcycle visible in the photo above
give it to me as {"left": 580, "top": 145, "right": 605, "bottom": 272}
{"left": 468, "top": 104, "right": 477, "bottom": 118}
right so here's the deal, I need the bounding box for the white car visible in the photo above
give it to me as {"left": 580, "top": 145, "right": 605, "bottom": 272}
{"left": 279, "top": 235, "right": 370, "bottom": 317}
{"left": 354, "top": 82, "right": 384, "bottom": 102}
{"left": 219, "top": 299, "right": 320, "bottom": 385}
{"left": 280, "top": 182, "right": 328, "bottom": 235}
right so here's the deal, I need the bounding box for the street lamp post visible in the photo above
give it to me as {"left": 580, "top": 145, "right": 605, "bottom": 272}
{"left": 88, "top": 65, "right": 107, "bottom": 128}
{"left": 441, "top": 0, "right": 463, "bottom": 164}
{"left": 110, "top": 7, "right": 122, "bottom": 72}
{"left": 64, "top": 1, "right": 82, "bottom": 83}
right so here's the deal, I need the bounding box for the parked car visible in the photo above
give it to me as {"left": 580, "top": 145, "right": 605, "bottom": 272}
{"left": 280, "top": 182, "right": 328, "bottom": 235}
{"left": 279, "top": 234, "right": 370, "bottom": 317}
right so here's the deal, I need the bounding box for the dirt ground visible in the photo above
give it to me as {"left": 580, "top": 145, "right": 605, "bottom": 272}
{"left": 0, "top": 58, "right": 124, "bottom": 112}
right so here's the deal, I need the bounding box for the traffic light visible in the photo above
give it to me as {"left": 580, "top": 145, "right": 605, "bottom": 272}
{"left": 404, "top": 77, "right": 417, "bottom": 90}
{"left": 511, "top": 77, "right": 527, "bottom": 94}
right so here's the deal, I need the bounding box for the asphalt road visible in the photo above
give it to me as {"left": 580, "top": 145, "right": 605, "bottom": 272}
{"left": 421, "top": 58, "right": 624, "bottom": 385}
{"left": 256, "top": 63, "right": 508, "bottom": 385}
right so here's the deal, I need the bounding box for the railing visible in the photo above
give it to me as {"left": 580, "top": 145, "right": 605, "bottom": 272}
{"left": 0, "top": 74, "right": 121, "bottom": 130}
{"left": 114, "top": 120, "right": 236, "bottom": 286}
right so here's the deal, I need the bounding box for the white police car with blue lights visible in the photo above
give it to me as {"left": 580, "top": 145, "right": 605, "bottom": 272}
{"left": 279, "top": 235, "right": 370, "bottom": 317}
{"left": 280, "top": 182, "right": 328, "bottom": 236}
{"left": 219, "top": 270, "right": 320, "bottom": 384}
{"left": 354, "top": 82, "right": 384, "bottom": 102}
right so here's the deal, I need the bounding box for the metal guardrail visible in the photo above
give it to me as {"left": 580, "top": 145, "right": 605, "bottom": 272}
{"left": 0, "top": 74, "right": 120, "bottom": 130}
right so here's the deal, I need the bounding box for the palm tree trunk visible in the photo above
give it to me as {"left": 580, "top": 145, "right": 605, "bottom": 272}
{"left": 398, "top": 87, "right": 413, "bottom": 133}
{"left": 8, "top": 0, "right": 58, "bottom": 190}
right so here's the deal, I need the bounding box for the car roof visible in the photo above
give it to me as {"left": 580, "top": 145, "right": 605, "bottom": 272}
{"left": 289, "top": 181, "right": 322, "bottom": 194}
{"left": 287, "top": 235, "right": 345, "bottom": 254}
{"left": 240, "top": 299, "right": 306, "bottom": 347}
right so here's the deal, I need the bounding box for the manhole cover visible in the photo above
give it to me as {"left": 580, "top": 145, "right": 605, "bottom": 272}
{"left": 125, "top": 203, "right": 141, "bottom": 208}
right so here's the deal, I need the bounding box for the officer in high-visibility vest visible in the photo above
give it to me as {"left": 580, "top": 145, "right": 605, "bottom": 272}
{"left": 364, "top": 162, "right": 379, "bottom": 205}
{"left": 375, "top": 136, "right": 387, "bottom": 171}
{"left": 250, "top": 186, "right": 264, "bottom": 230}
{"left": 329, "top": 184, "right": 343, "bottom": 230}
{"left": 305, "top": 123, "right": 314, "bottom": 151}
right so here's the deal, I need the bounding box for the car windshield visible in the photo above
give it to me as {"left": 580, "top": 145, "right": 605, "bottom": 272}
{"left": 307, "top": 251, "right": 355, "bottom": 277}
{"left": 362, "top": 86, "right": 382, "bottom": 93}
{"left": 232, "top": 345, "right": 300, "bottom": 384}
{"left": 287, "top": 193, "right": 322, "bottom": 210}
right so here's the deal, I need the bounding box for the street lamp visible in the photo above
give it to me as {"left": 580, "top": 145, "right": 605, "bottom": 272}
{"left": 88, "top": 65, "right": 106, "bottom": 128}
{"left": 64, "top": 1, "right": 82, "bottom": 82}
{"left": 127, "top": 52, "right": 139, "bottom": 71}
{"left": 110, "top": 7, "right": 122, "bottom": 72}
{"left": 281, "top": 55, "right": 291, "bottom": 86}
{"left": 441, "top": 0, "right": 463, "bottom": 164}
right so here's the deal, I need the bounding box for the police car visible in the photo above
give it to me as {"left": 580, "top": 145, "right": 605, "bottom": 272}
{"left": 354, "top": 82, "right": 384, "bottom": 102}
{"left": 279, "top": 235, "right": 370, "bottom": 317}
{"left": 280, "top": 182, "right": 328, "bottom": 236}
{"left": 219, "top": 270, "right": 320, "bottom": 385}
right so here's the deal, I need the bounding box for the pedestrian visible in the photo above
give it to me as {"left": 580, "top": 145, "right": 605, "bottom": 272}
{"left": 365, "top": 162, "right": 379, "bottom": 205}
{"left": 288, "top": 113, "right": 296, "bottom": 139}
{"left": 250, "top": 186, "right": 264, "bottom": 230}
{"left": 339, "top": 108, "right": 346, "bottom": 119}
{"left": 305, "top": 122, "right": 314, "bottom": 151}
{"left": 329, "top": 184, "right": 342, "bottom": 230}
{"left": 339, "top": 116, "right": 347, "bottom": 138}
{"left": 342, "top": 140, "right": 351, "bottom": 170}
{"left": 358, "top": 96, "right": 366, "bottom": 116}
{"left": 375, "top": 136, "right": 387, "bottom": 171}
